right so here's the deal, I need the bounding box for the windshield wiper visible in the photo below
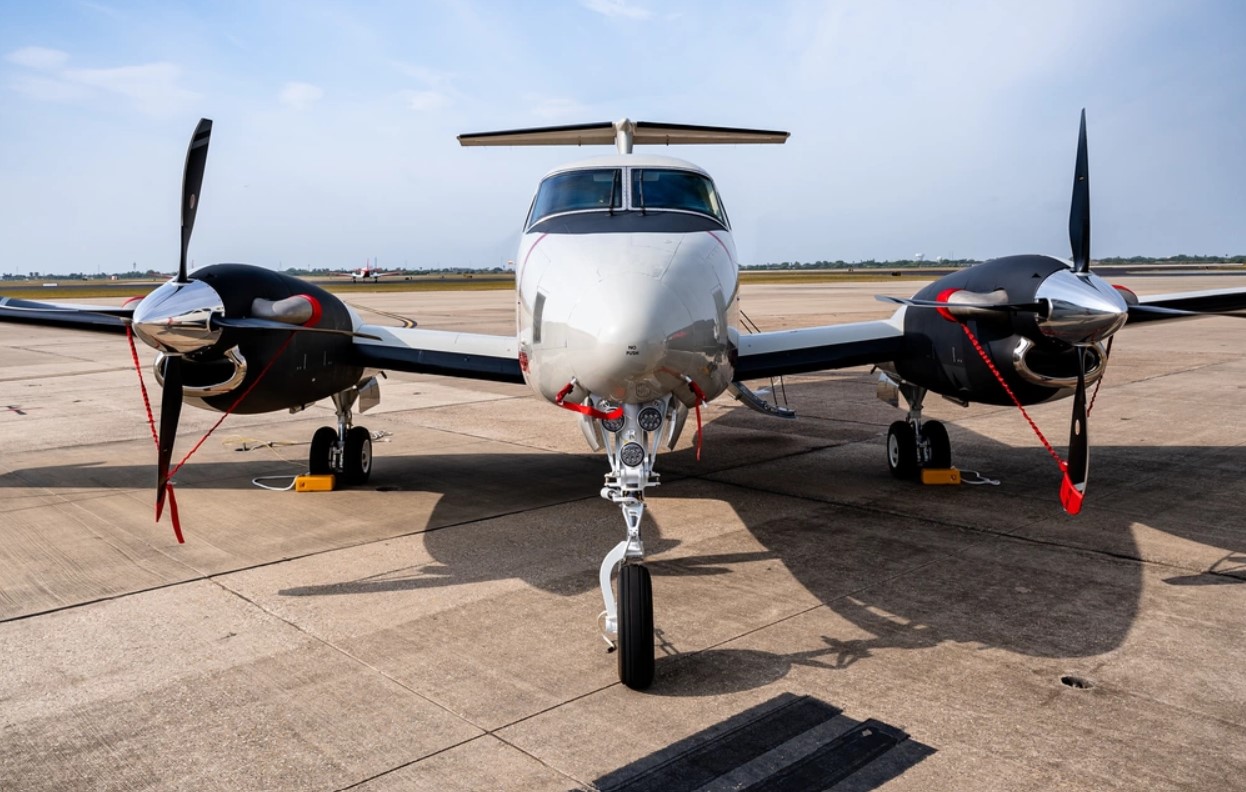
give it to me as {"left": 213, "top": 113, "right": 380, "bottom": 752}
{"left": 609, "top": 169, "right": 619, "bottom": 216}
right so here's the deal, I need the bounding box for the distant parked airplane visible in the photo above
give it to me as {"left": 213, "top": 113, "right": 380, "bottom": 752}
{"left": 337, "top": 261, "right": 401, "bottom": 282}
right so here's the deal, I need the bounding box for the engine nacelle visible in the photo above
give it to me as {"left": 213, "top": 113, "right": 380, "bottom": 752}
{"left": 154, "top": 264, "right": 366, "bottom": 414}
{"left": 887, "top": 256, "right": 1108, "bottom": 406}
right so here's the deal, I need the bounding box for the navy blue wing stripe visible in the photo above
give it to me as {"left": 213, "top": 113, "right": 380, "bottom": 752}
{"left": 734, "top": 336, "right": 906, "bottom": 380}
{"left": 351, "top": 344, "right": 524, "bottom": 384}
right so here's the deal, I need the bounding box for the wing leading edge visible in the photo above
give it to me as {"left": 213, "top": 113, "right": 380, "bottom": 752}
{"left": 350, "top": 325, "right": 524, "bottom": 384}
{"left": 733, "top": 312, "right": 908, "bottom": 381}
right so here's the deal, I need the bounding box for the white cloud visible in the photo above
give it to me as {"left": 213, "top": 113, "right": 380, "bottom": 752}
{"left": 581, "top": 0, "right": 651, "bottom": 20}
{"left": 400, "top": 89, "right": 448, "bottom": 112}
{"left": 390, "top": 61, "right": 454, "bottom": 88}
{"left": 9, "top": 75, "right": 88, "bottom": 103}
{"left": 5, "top": 46, "right": 70, "bottom": 70}
{"left": 530, "top": 96, "right": 590, "bottom": 120}
{"left": 65, "top": 62, "right": 197, "bottom": 116}
{"left": 6, "top": 49, "right": 197, "bottom": 116}
{"left": 279, "top": 81, "right": 325, "bottom": 110}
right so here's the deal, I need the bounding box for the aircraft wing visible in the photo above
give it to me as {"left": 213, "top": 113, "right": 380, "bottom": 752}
{"left": 0, "top": 296, "right": 132, "bottom": 333}
{"left": 733, "top": 313, "right": 908, "bottom": 381}
{"left": 0, "top": 298, "right": 522, "bottom": 383}
{"left": 350, "top": 325, "right": 524, "bottom": 384}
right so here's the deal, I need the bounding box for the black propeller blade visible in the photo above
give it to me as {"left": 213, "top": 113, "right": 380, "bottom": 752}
{"left": 1060, "top": 346, "right": 1089, "bottom": 515}
{"left": 156, "top": 355, "right": 183, "bottom": 519}
{"left": 178, "top": 119, "right": 213, "bottom": 284}
{"left": 1069, "top": 109, "right": 1091, "bottom": 274}
{"left": 1128, "top": 304, "right": 1246, "bottom": 320}
{"left": 154, "top": 118, "right": 211, "bottom": 522}
{"left": 1059, "top": 110, "right": 1094, "bottom": 514}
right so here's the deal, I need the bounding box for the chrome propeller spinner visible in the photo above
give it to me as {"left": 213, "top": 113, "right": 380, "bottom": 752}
{"left": 1033, "top": 268, "right": 1128, "bottom": 346}
{"left": 130, "top": 278, "right": 225, "bottom": 355}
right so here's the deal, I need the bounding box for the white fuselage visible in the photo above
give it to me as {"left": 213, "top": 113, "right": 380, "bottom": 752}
{"left": 513, "top": 154, "right": 739, "bottom": 409}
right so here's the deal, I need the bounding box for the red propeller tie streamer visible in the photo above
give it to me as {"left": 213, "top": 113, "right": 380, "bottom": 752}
{"left": 126, "top": 327, "right": 295, "bottom": 542}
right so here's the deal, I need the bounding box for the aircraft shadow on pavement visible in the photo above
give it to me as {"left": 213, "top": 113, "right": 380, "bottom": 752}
{"left": 278, "top": 375, "right": 1246, "bottom": 695}
{"left": 4, "top": 377, "right": 1243, "bottom": 695}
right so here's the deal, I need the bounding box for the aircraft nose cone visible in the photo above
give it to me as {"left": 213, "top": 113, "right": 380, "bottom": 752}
{"left": 567, "top": 274, "right": 694, "bottom": 399}
{"left": 1035, "top": 269, "right": 1128, "bottom": 345}
{"left": 131, "top": 279, "right": 224, "bottom": 354}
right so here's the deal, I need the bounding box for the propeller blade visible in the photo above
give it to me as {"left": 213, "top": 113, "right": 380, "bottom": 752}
{"left": 1060, "top": 346, "right": 1089, "bottom": 515}
{"left": 156, "top": 355, "right": 184, "bottom": 519}
{"left": 178, "top": 119, "right": 213, "bottom": 284}
{"left": 1128, "top": 304, "right": 1246, "bottom": 320}
{"left": 1069, "top": 109, "right": 1091, "bottom": 274}
{"left": 210, "top": 315, "right": 381, "bottom": 340}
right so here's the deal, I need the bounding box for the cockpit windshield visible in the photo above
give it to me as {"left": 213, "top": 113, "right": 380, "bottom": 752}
{"left": 526, "top": 168, "right": 621, "bottom": 227}
{"left": 631, "top": 169, "right": 726, "bottom": 225}
{"left": 525, "top": 165, "right": 729, "bottom": 230}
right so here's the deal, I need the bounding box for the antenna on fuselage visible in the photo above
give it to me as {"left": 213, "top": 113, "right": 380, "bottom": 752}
{"left": 458, "top": 119, "right": 789, "bottom": 154}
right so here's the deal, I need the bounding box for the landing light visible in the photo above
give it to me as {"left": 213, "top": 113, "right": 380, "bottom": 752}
{"left": 619, "top": 442, "right": 645, "bottom": 468}
{"left": 638, "top": 407, "right": 663, "bottom": 432}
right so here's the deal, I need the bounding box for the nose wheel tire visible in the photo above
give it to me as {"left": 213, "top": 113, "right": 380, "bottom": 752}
{"left": 617, "top": 563, "right": 654, "bottom": 690}
{"left": 887, "top": 421, "right": 918, "bottom": 479}
{"left": 342, "top": 426, "right": 372, "bottom": 485}
{"left": 309, "top": 427, "right": 338, "bottom": 475}
{"left": 923, "top": 420, "right": 952, "bottom": 468}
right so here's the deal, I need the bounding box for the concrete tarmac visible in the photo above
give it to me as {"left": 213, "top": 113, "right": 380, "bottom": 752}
{"left": 2, "top": 276, "right": 1245, "bottom": 790}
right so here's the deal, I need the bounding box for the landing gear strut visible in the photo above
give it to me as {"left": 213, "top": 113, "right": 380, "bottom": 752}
{"left": 884, "top": 382, "right": 951, "bottom": 479}
{"left": 308, "top": 384, "right": 375, "bottom": 486}
{"left": 593, "top": 394, "right": 682, "bottom": 690}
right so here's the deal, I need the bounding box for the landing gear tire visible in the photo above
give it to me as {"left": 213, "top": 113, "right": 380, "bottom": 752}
{"left": 342, "top": 426, "right": 372, "bottom": 485}
{"left": 887, "top": 421, "right": 918, "bottom": 480}
{"left": 924, "top": 420, "right": 952, "bottom": 468}
{"left": 617, "top": 563, "right": 654, "bottom": 691}
{"left": 309, "top": 427, "right": 338, "bottom": 475}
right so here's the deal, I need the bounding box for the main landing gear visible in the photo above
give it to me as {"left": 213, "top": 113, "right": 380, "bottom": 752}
{"left": 308, "top": 378, "right": 380, "bottom": 486}
{"left": 587, "top": 393, "right": 685, "bottom": 690}
{"left": 881, "top": 380, "right": 951, "bottom": 479}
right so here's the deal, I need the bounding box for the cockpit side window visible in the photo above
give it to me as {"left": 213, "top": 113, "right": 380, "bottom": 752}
{"left": 526, "top": 168, "right": 622, "bottom": 228}
{"left": 631, "top": 169, "right": 727, "bottom": 226}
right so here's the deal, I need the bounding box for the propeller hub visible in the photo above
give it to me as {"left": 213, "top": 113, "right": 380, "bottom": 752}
{"left": 131, "top": 279, "right": 224, "bottom": 354}
{"left": 1035, "top": 269, "right": 1127, "bottom": 345}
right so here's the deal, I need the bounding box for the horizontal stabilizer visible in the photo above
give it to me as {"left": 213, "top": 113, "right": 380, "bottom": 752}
{"left": 459, "top": 119, "right": 788, "bottom": 153}
{"left": 459, "top": 122, "right": 618, "bottom": 147}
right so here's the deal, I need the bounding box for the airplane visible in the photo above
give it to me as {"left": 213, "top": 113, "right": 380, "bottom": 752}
{"left": 337, "top": 260, "right": 402, "bottom": 282}
{"left": 2, "top": 113, "right": 1244, "bottom": 691}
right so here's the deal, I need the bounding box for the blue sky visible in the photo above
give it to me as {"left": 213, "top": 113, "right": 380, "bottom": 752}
{"left": 2, "top": 0, "right": 1244, "bottom": 275}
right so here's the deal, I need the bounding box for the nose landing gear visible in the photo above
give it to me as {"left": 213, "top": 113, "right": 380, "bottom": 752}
{"left": 593, "top": 395, "right": 681, "bottom": 690}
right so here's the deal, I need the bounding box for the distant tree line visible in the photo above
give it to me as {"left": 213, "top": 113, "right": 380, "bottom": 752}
{"left": 1, "top": 266, "right": 514, "bottom": 281}
{"left": 745, "top": 259, "right": 978, "bottom": 270}
{"left": 1095, "top": 254, "right": 1246, "bottom": 264}
{"left": 746, "top": 255, "right": 1246, "bottom": 270}
{"left": 280, "top": 266, "right": 512, "bottom": 277}
{"left": 5, "top": 257, "right": 1245, "bottom": 281}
